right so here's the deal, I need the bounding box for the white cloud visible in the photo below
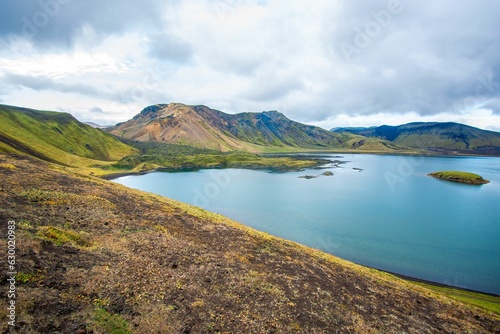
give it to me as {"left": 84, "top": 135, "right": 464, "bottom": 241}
{"left": 312, "top": 109, "right": 500, "bottom": 132}
{"left": 0, "top": 0, "right": 499, "bottom": 130}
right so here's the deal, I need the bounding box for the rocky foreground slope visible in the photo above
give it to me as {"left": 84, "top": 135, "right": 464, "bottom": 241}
{"left": 0, "top": 154, "right": 499, "bottom": 333}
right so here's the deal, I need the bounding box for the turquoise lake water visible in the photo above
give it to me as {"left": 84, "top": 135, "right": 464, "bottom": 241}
{"left": 114, "top": 154, "right": 500, "bottom": 295}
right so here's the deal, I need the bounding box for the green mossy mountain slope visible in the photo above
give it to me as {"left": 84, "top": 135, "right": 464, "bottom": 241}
{"left": 0, "top": 105, "right": 137, "bottom": 167}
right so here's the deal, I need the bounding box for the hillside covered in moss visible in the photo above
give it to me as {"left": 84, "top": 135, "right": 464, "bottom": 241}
{"left": 0, "top": 104, "right": 137, "bottom": 166}
{"left": 1, "top": 154, "right": 499, "bottom": 333}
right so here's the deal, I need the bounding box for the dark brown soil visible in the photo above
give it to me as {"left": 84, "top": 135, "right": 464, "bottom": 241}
{"left": 0, "top": 154, "right": 499, "bottom": 333}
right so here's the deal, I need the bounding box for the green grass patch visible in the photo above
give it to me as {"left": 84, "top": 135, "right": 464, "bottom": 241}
{"left": 20, "top": 188, "right": 115, "bottom": 209}
{"left": 91, "top": 307, "right": 132, "bottom": 334}
{"left": 17, "top": 219, "right": 35, "bottom": 230}
{"left": 0, "top": 163, "right": 16, "bottom": 169}
{"left": 414, "top": 282, "right": 500, "bottom": 315}
{"left": 37, "top": 226, "right": 93, "bottom": 248}
{"left": 21, "top": 189, "right": 72, "bottom": 204}
{"left": 16, "top": 272, "right": 43, "bottom": 284}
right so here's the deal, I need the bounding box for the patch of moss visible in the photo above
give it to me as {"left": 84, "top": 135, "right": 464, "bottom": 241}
{"left": 191, "top": 300, "right": 205, "bottom": 308}
{"left": 36, "top": 226, "right": 93, "bottom": 248}
{"left": 153, "top": 224, "right": 171, "bottom": 236}
{"left": 18, "top": 219, "right": 35, "bottom": 230}
{"left": 414, "top": 282, "right": 500, "bottom": 315}
{"left": 21, "top": 188, "right": 71, "bottom": 204}
{"left": 0, "top": 163, "right": 16, "bottom": 169}
{"left": 16, "top": 272, "right": 43, "bottom": 284}
{"left": 92, "top": 307, "right": 132, "bottom": 334}
{"left": 20, "top": 188, "right": 115, "bottom": 208}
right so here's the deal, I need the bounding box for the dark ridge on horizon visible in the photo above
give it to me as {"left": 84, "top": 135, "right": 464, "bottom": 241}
{"left": 332, "top": 121, "right": 500, "bottom": 155}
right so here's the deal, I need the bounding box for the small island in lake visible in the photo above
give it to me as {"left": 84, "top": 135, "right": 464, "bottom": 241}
{"left": 428, "top": 171, "right": 490, "bottom": 185}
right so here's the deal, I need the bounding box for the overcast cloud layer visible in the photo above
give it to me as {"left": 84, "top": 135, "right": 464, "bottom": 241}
{"left": 0, "top": 0, "right": 499, "bottom": 130}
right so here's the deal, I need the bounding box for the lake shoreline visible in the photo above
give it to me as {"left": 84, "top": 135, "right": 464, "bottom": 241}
{"left": 103, "top": 150, "right": 500, "bottom": 180}
{"left": 102, "top": 156, "right": 333, "bottom": 180}
{"left": 106, "top": 163, "right": 500, "bottom": 296}
{"left": 2, "top": 153, "right": 498, "bottom": 331}
{"left": 380, "top": 269, "right": 500, "bottom": 297}
{"left": 105, "top": 176, "right": 500, "bottom": 297}
{"left": 100, "top": 157, "right": 500, "bottom": 295}
{"left": 112, "top": 153, "right": 500, "bottom": 296}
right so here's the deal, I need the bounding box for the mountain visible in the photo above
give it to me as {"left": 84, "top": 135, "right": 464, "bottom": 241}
{"left": 332, "top": 122, "right": 500, "bottom": 155}
{"left": 0, "top": 104, "right": 137, "bottom": 167}
{"left": 109, "top": 103, "right": 402, "bottom": 152}
{"left": 84, "top": 121, "right": 112, "bottom": 129}
{"left": 330, "top": 126, "right": 370, "bottom": 132}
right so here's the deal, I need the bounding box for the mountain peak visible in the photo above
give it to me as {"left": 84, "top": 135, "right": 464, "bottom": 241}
{"left": 109, "top": 103, "right": 361, "bottom": 151}
{"left": 134, "top": 104, "right": 168, "bottom": 119}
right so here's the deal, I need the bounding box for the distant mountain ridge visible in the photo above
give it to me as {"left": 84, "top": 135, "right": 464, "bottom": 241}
{"left": 109, "top": 103, "right": 402, "bottom": 152}
{"left": 3, "top": 102, "right": 497, "bottom": 162}
{"left": 332, "top": 122, "right": 500, "bottom": 155}
{"left": 84, "top": 121, "right": 112, "bottom": 129}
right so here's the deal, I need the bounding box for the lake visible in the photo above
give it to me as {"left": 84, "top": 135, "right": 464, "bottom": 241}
{"left": 113, "top": 154, "right": 500, "bottom": 295}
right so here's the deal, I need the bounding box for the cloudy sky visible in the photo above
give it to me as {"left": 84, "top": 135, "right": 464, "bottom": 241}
{"left": 1, "top": 0, "right": 499, "bottom": 131}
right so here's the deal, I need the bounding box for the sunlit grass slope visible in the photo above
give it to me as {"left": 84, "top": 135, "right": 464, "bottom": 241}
{"left": 0, "top": 104, "right": 137, "bottom": 168}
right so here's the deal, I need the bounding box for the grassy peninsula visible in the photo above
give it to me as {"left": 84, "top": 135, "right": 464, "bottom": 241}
{"left": 105, "top": 140, "right": 330, "bottom": 175}
{"left": 1, "top": 154, "right": 499, "bottom": 333}
{"left": 428, "top": 171, "right": 490, "bottom": 185}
